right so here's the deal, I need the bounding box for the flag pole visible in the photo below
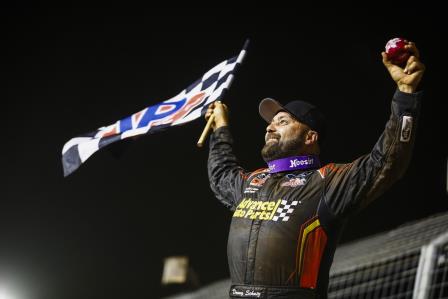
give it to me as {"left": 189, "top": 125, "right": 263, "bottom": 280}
{"left": 196, "top": 39, "right": 249, "bottom": 148}
{"left": 197, "top": 114, "right": 215, "bottom": 147}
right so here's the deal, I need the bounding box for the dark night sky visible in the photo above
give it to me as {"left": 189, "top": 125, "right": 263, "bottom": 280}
{"left": 2, "top": 5, "right": 447, "bottom": 299}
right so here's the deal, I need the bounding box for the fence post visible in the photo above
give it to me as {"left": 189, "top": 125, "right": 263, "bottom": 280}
{"left": 413, "top": 232, "right": 448, "bottom": 299}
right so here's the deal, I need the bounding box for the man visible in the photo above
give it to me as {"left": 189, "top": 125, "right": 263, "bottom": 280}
{"left": 205, "top": 42, "right": 425, "bottom": 299}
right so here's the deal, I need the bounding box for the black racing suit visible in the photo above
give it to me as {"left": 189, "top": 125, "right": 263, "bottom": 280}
{"left": 207, "top": 89, "right": 422, "bottom": 299}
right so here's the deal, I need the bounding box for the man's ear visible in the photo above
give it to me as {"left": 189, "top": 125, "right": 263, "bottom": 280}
{"left": 305, "top": 130, "right": 319, "bottom": 145}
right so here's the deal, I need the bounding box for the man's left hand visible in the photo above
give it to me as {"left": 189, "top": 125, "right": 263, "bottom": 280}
{"left": 382, "top": 41, "right": 425, "bottom": 93}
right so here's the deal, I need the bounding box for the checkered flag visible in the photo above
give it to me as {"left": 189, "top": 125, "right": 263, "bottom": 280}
{"left": 62, "top": 40, "right": 248, "bottom": 177}
{"left": 273, "top": 200, "right": 299, "bottom": 222}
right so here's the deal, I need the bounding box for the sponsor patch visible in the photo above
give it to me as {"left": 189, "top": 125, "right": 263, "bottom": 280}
{"left": 249, "top": 173, "right": 270, "bottom": 187}
{"left": 281, "top": 173, "right": 308, "bottom": 187}
{"left": 233, "top": 198, "right": 299, "bottom": 222}
{"left": 400, "top": 116, "right": 413, "bottom": 142}
{"left": 233, "top": 198, "right": 281, "bottom": 220}
{"left": 244, "top": 187, "right": 260, "bottom": 194}
{"left": 281, "top": 177, "right": 306, "bottom": 187}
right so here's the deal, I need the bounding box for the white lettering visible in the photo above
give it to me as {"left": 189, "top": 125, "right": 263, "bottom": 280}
{"left": 245, "top": 290, "right": 262, "bottom": 297}
{"left": 289, "top": 158, "right": 314, "bottom": 168}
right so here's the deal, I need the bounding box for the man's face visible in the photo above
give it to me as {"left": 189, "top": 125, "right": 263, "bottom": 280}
{"left": 261, "top": 111, "right": 309, "bottom": 162}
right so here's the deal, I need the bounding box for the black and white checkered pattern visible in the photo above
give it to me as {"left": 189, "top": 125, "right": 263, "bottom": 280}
{"left": 62, "top": 41, "right": 248, "bottom": 177}
{"left": 272, "top": 200, "right": 299, "bottom": 222}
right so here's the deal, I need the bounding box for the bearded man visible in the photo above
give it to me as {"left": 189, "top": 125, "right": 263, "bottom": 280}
{"left": 205, "top": 41, "right": 425, "bottom": 299}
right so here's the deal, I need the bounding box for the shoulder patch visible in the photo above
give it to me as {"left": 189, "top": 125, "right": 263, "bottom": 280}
{"left": 400, "top": 116, "right": 413, "bottom": 142}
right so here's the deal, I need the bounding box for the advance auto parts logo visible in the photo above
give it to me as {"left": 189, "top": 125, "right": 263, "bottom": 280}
{"left": 233, "top": 198, "right": 299, "bottom": 222}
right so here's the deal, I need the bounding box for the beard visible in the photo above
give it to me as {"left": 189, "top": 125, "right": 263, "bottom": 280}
{"left": 261, "top": 133, "right": 305, "bottom": 163}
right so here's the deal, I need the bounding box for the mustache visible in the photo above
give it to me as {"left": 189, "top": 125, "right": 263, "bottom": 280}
{"left": 265, "top": 133, "right": 281, "bottom": 142}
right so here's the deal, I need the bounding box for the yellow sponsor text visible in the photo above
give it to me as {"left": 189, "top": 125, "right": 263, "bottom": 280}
{"left": 233, "top": 198, "right": 281, "bottom": 220}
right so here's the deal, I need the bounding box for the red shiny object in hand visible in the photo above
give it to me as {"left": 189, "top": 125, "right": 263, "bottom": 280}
{"left": 385, "top": 38, "right": 410, "bottom": 66}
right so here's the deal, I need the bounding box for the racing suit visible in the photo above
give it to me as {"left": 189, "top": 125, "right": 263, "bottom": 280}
{"left": 207, "top": 89, "right": 422, "bottom": 299}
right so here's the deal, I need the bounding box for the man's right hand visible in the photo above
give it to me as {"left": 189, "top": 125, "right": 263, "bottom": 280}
{"left": 205, "top": 101, "right": 229, "bottom": 131}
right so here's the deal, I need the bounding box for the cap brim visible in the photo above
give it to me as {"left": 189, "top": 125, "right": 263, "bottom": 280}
{"left": 259, "top": 98, "right": 285, "bottom": 123}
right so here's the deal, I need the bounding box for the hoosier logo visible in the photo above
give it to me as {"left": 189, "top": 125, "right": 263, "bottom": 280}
{"left": 289, "top": 157, "right": 315, "bottom": 168}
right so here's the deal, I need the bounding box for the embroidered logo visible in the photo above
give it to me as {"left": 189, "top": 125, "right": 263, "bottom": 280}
{"left": 233, "top": 198, "right": 300, "bottom": 222}
{"left": 244, "top": 187, "right": 260, "bottom": 194}
{"left": 281, "top": 173, "right": 308, "bottom": 187}
{"left": 249, "top": 173, "right": 270, "bottom": 187}
{"left": 281, "top": 178, "right": 306, "bottom": 187}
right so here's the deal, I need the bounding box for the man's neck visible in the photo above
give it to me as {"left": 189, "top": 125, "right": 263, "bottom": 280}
{"left": 267, "top": 155, "right": 320, "bottom": 174}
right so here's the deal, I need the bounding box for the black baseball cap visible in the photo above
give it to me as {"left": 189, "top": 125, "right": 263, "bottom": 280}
{"left": 259, "top": 98, "right": 326, "bottom": 141}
